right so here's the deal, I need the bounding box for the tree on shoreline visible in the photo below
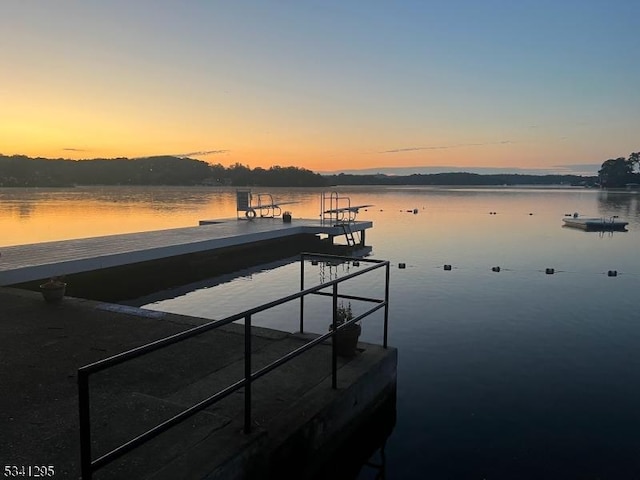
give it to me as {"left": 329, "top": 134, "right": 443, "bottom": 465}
{"left": 598, "top": 152, "right": 640, "bottom": 188}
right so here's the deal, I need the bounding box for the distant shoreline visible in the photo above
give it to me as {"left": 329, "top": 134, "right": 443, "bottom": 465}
{"left": 1, "top": 154, "right": 597, "bottom": 188}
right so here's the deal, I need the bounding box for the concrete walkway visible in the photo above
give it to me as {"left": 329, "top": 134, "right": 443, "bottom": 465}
{"left": 1, "top": 287, "right": 395, "bottom": 479}
{"left": 0, "top": 218, "right": 372, "bottom": 286}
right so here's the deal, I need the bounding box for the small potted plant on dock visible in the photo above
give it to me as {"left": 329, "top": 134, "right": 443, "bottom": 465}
{"left": 329, "top": 302, "right": 361, "bottom": 356}
{"left": 39, "top": 276, "right": 67, "bottom": 303}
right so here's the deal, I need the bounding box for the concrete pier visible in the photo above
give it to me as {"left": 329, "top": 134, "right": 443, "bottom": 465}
{"left": 1, "top": 218, "right": 372, "bottom": 302}
{"left": 0, "top": 287, "right": 396, "bottom": 479}
{"left": 0, "top": 218, "right": 372, "bottom": 287}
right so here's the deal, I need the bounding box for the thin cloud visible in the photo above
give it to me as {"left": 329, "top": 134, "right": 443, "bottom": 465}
{"left": 381, "top": 141, "right": 513, "bottom": 154}
{"left": 63, "top": 148, "right": 88, "bottom": 152}
{"left": 173, "top": 150, "right": 229, "bottom": 158}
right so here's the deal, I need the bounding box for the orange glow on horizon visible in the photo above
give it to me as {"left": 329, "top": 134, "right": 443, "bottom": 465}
{"left": 0, "top": 81, "right": 616, "bottom": 174}
{"left": 0, "top": 141, "right": 585, "bottom": 173}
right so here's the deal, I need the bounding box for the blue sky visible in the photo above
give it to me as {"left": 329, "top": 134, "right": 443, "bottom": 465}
{"left": 1, "top": 0, "right": 638, "bottom": 174}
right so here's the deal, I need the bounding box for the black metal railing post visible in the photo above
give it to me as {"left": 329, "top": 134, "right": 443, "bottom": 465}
{"left": 299, "top": 254, "right": 305, "bottom": 333}
{"left": 384, "top": 262, "right": 390, "bottom": 349}
{"left": 332, "top": 282, "right": 338, "bottom": 390}
{"left": 244, "top": 314, "right": 252, "bottom": 434}
{"left": 78, "top": 370, "right": 92, "bottom": 480}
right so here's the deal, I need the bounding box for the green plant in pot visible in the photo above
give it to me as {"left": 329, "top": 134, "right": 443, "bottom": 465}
{"left": 39, "top": 276, "right": 67, "bottom": 303}
{"left": 329, "top": 302, "right": 361, "bottom": 357}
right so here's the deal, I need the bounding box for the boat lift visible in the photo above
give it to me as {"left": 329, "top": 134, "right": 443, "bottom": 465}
{"left": 236, "top": 189, "right": 297, "bottom": 220}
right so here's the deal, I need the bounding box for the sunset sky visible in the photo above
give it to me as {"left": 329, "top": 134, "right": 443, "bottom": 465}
{"left": 1, "top": 1, "right": 638, "bottom": 174}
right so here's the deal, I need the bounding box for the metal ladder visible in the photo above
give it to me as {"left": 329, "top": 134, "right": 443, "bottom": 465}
{"left": 341, "top": 223, "right": 357, "bottom": 247}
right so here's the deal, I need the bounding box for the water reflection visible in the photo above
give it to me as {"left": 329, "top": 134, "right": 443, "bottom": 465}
{"left": 312, "top": 392, "right": 396, "bottom": 480}
{"left": 124, "top": 256, "right": 299, "bottom": 308}
{"left": 597, "top": 190, "right": 640, "bottom": 227}
{"left": 0, "top": 201, "right": 36, "bottom": 219}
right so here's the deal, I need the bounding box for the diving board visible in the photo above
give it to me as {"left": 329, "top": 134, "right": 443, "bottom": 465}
{"left": 321, "top": 192, "right": 373, "bottom": 223}
{"left": 323, "top": 205, "right": 374, "bottom": 214}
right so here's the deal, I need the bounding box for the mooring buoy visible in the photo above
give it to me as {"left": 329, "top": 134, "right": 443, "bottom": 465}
{"left": 444, "top": 264, "right": 452, "bottom": 271}
{"left": 607, "top": 270, "right": 618, "bottom": 277}
{"left": 491, "top": 266, "right": 501, "bottom": 272}
{"left": 545, "top": 268, "right": 555, "bottom": 275}
{"left": 399, "top": 263, "right": 406, "bottom": 269}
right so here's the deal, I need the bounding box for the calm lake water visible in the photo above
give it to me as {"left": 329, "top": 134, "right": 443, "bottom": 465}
{"left": 3, "top": 185, "right": 640, "bottom": 479}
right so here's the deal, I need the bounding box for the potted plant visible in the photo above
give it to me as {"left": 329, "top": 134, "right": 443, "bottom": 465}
{"left": 39, "top": 276, "right": 67, "bottom": 303}
{"left": 329, "top": 302, "right": 361, "bottom": 356}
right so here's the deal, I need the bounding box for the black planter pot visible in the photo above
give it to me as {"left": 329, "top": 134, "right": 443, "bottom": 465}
{"left": 40, "top": 283, "right": 66, "bottom": 303}
{"left": 333, "top": 323, "right": 361, "bottom": 357}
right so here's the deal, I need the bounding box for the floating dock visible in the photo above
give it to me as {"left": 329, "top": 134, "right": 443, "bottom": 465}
{"left": 0, "top": 217, "right": 372, "bottom": 300}
{"left": 562, "top": 216, "right": 628, "bottom": 231}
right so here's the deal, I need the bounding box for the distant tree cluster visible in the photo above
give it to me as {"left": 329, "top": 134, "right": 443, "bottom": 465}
{"left": 598, "top": 152, "right": 640, "bottom": 188}
{"left": 323, "top": 172, "right": 596, "bottom": 187}
{"left": 222, "top": 163, "right": 326, "bottom": 187}
{"left": 0, "top": 153, "right": 599, "bottom": 188}
{"left": 0, "top": 155, "right": 325, "bottom": 187}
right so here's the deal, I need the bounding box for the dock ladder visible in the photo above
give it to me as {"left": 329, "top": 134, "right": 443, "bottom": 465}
{"left": 341, "top": 223, "right": 357, "bottom": 247}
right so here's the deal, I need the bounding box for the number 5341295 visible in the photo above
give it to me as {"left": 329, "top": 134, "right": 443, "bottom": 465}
{"left": 3, "top": 465, "right": 55, "bottom": 477}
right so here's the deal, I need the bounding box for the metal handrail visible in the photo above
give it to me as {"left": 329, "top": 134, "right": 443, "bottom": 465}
{"left": 78, "top": 252, "right": 390, "bottom": 479}
{"left": 321, "top": 191, "right": 354, "bottom": 224}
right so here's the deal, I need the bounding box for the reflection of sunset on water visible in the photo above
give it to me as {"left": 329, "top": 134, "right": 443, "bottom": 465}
{"left": 3, "top": 187, "right": 638, "bottom": 273}
{"left": 0, "top": 188, "right": 226, "bottom": 246}
{"left": 0, "top": 187, "right": 326, "bottom": 246}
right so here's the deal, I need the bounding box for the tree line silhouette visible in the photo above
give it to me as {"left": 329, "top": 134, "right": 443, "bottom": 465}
{"left": 324, "top": 171, "right": 595, "bottom": 186}
{"left": 0, "top": 154, "right": 597, "bottom": 187}
{"left": 598, "top": 152, "right": 640, "bottom": 188}
{"left": 0, "top": 155, "right": 325, "bottom": 187}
